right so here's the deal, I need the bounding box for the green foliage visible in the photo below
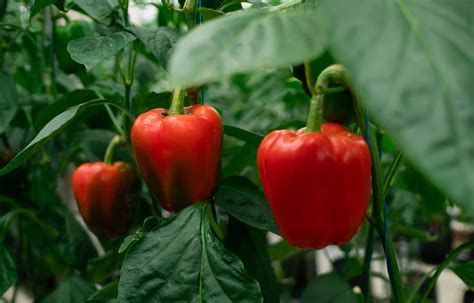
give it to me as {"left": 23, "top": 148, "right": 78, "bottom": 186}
{"left": 300, "top": 272, "right": 358, "bottom": 303}
{"left": 0, "top": 100, "right": 128, "bottom": 176}
{"left": 318, "top": 0, "right": 473, "bottom": 213}
{"left": 118, "top": 204, "right": 262, "bottom": 302}
{"left": 127, "top": 27, "right": 179, "bottom": 68}
{"left": 87, "top": 280, "right": 118, "bottom": 302}
{"left": 169, "top": 9, "right": 324, "bottom": 85}
{"left": 55, "top": 20, "right": 94, "bottom": 74}
{"left": 215, "top": 176, "right": 278, "bottom": 234}
{"left": 39, "top": 273, "right": 97, "bottom": 303}
{"left": 67, "top": 32, "right": 136, "bottom": 71}
{"left": 224, "top": 217, "right": 279, "bottom": 303}
{"left": 65, "top": 0, "right": 119, "bottom": 21}
{"left": 0, "top": 242, "right": 16, "bottom": 294}
{"left": 449, "top": 261, "right": 474, "bottom": 289}
{"left": 0, "top": 71, "right": 18, "bottom": 133}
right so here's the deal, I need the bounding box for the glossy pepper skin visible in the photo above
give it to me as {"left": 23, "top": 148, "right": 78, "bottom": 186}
{"left": 72, "top": 162, "right": 137, "bottom": 239}
{"left": 131, "top": 105, "right": 223, "bottom": 212}
{"left": 257, "top": 123, "right": 371, "bottom": 249}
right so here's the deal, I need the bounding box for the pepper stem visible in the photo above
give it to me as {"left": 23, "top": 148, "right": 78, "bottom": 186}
{"left": 305, "top": 64, "right": 349, "bottom": 133}
{"left": 314, "top": 64, "right": 348, "bottom": 94}
{"left": 168, "top": 86, "right": 186, "bottom": 115}
{"left": 305, "top": 94, "right": 324, "bottom": 133}
{"left": 104, "top": 135, "right": 125, "bottom": 165}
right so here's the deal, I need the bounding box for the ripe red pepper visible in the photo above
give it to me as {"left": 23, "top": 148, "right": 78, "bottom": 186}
{"left": 72, "top": 162, "right": 137, "bottom": 239}
{"left": 131, "top": 104, "right": 223, "bottom": 212}
{"left": 257, "top": 123, "right": 371, "bottom": 249}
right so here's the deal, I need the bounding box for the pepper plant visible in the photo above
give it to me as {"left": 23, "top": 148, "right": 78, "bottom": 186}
{"left": 0, "top": 0, "right": 473, "bottom": 302}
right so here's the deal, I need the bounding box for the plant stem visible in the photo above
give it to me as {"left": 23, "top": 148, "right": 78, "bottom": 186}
{"left": 350, "top": 76, "right": 404, "bottom": 302}
{"left": 367, "top": 121, "right": 405, "bottom": 303}
{"left": 105, "top": 104, "right": 125, "bottom": 136}
{"left": 305, "top": 94, "right": 323, "bottom": 133}
{"left": 49, "top": 6, "right": 57, "bottom": 99}
{"left": 361, "top": 224, "right": 375, "bottom": 302}
{"left": 104, "top": 135, "right": 125, "bottom": 165}
{"left": 416, "top": 240, "right": 474, "bottom": 303}
{"left": 314, "top": 64, "right": 347, "bottom": 94}
{"left": 207, "top": 203, "right": 224, "bottom": 241}
{"left": 383, "top": 151, "right": 403, "bottom": 197}
{"left": 119, "top": 0, "right": 135, "bottom": 141}
{"left": 168, "top": 87, "right": 185, "bottom": 115}
{"left": 183, "top": 0, "right": 197, "bottom": 28}
{"left": 305, "top": 64, "right": 349, "bottom": 133}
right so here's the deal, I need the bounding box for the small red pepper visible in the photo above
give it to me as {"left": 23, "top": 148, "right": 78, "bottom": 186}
{"left": 257, "top": 123, "right": 371, "bottom": 249}
{"left": 131, "top": 104, "right": 223, "bottom": 212}
{"left": 71, "top": 162, "right": 137, "bottom": 239}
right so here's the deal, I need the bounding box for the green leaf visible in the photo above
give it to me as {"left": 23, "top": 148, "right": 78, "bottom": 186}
{"left": 127, "top": 27, "right": 179, "bottom": 68}
{"left": 223, "top": 143, "right": 257, "bottom": 177}
{"left": 224, "top": 217, "right": 279, "bottom": 303}
{"left": 215, "top": 176, "right": 279, "bottom": 234}
{"left": 119, "top": 217, "right": 162, "bottom": 254}
{"left": 300, "top": 272, "right": 357, "bottom": 303}
{"left": 391, "top": 224, "right": 437, "bottom": 242}
{"left": 67, "top": 32, "right": 136, "bottom": 71}
{"left": 65, "top": 0, "right": 118, "bottom": 20}
{"left": 0, "top": 0, "right": 7, "bottom": 21}
{"left": 30, "top": 0, "right": 65, "bottom": 20}
{"left": 88, "top": 280, "right": 118, "bottom": 302}
{"left": 86, "top": 251, "right": 123, "bottom": 283}
{"left": 449, "top": 261, "right": 474, "bottom": 289}
{"left": 318, "top": 0, "right": 474, "bottom": 212}
{"left": 35, "top": 89, "right": 99, "bottom": 130}
{"left": 0, "top": 99, "right": 125, "bottom": 176}
{"left": 40, "top": 273, "right": 97, "bottom": 303}
{"left": 0, "top": 243, "right": 16, "bottom": 295}
{"left": 169, "top": 9, "right": 324, "bottom": 86}
{"left": 197, "top": 7, "right": 224, "bottom": 21}
{"left": 277, "top": 0, "right": 317, "bottom": 16}
{"left": 118, "top": 204, "right": 262, "bottom": 302}
{"left": 268, "top": 240, "right": 303, "bottom": 262}
{"left": 0, "top": 71, "right": 18, "bottom": 133}
{"left": 223, "top": 125, "right": 264, "bottom": 147}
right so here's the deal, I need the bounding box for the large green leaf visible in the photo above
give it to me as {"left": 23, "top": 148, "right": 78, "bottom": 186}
{"left": 223, "top": 143, "right": 257, "bottom": 177}
{"left": 169, "top": 9, "right": 324, "bottom": 86}
{"left": 0, "top": 99, "right": 126, "bottom": 176}
{"left": 0, "top": 243, "right": 16, "bottom": 294}
{"left": 0, "top": 71, "right": 18, "bottom": 133}
{"left": 300, "top": 272, "right": 357, "bottom": 303}
{"left": 40, "top": 273, "right": 97, "bottom": 303}
{"left": 449, "top": 261, "right": 474, "bottom": 289}
{"left": 318, "top": 0, "right": 474, "bottom": 212}
{"left": 65, "top": 0, "right": 118, "bottom": 20}
{"left": 127, "top": 27, "right": 179, "bottom": 68}
{"left": 223, "top": 125, "right": 264, "bottom": 147}
{"left": 215, "top": 176, "right": 279, "bottom": 234}
{"left": 30, "top": 0, "right": 65, "bottom": 20}
{"left": 67, "top": 32, "right": 136, "bottom": 71}
{"left": 118, "top": 204, "right": 262, "bottom": 302}
{"left": 87, "top": 280, "right": 118, "bottom": 302}
{"left": 224, "top": 217, "right": 279, "bottom": 303}
{"left": 35, "top": 89, "right": 99, "bottom": 130}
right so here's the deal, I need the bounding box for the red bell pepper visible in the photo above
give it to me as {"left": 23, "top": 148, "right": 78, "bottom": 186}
{"left": 72, "top": 161, "right": 137, "bottom": 239}
{"left": 131, "top": 102, "right": 223, "bottom": 212}
{"left": 257, "top": 123, "right": 371, "bottom": 248}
